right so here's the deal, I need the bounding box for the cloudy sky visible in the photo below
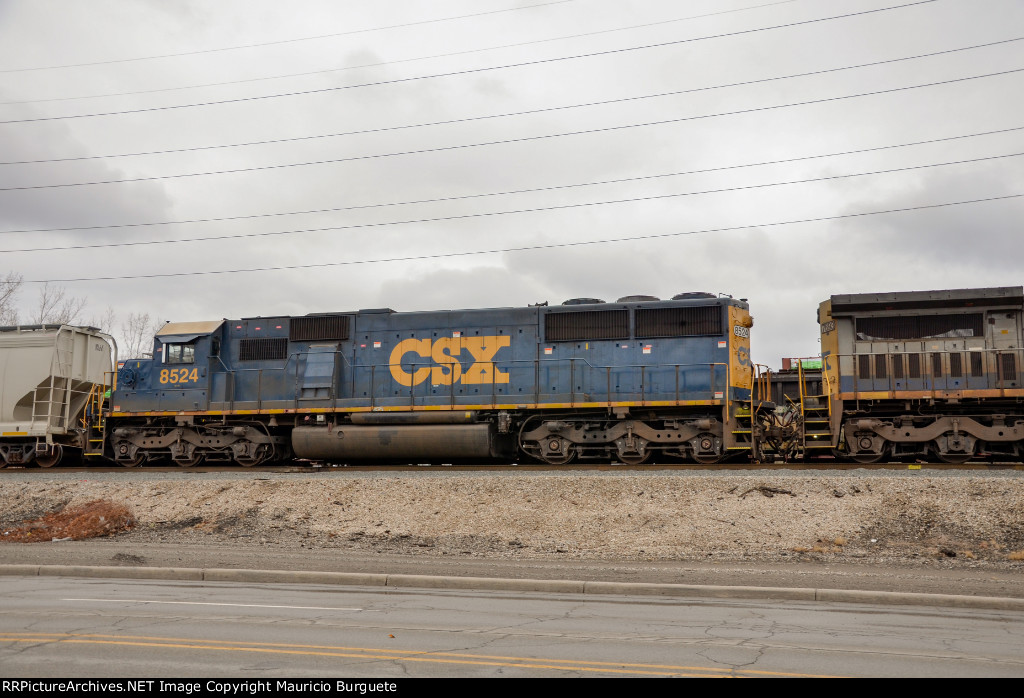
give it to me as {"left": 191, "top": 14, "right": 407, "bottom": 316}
{"left": 0, "top": 0, "right": 1021, "bottom": 365}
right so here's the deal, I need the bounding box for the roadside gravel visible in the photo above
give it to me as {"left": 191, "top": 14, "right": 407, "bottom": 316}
{"left": 2, "top": 469, "right": 1023, "bottom": 569}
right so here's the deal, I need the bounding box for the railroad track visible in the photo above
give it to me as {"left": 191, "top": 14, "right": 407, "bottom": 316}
{"left": 2, "top": 460, "right": 1023, "bottom": 474}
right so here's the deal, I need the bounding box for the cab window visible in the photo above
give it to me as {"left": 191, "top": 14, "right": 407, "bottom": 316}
{"left": 165, "top": 342, "right": 195, "bottom": 365}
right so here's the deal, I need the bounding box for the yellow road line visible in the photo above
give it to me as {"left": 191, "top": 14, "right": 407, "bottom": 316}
{"left": 0, "top": 633, "right": 843, "bottom": 677}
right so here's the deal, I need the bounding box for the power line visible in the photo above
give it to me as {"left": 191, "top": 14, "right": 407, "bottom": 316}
{"left": 2, "top": 65, "right": 1019, "bottom": 192}
{"left": 4, "top": 36, "right": 1017, "bottom": 167}
{"left": 0, "top": 1, "right": 580, "bottom": 73}
{"left": 0, "top": 1, "right": 803, "bottom": 106}
{"left": 25, "top": 193, "right": 1022, "bottom": 283}
{"left": 4, "top": 125, "right": 1018, "bottom": 236}
{"left": 0, "top": 1, "right": 938, "bottom": 124}
{"left": 6, "top": 152, "right": 1019, "bottom": 253}
{"left": 9, "top": 126, "right": 1024, "bottom": 235}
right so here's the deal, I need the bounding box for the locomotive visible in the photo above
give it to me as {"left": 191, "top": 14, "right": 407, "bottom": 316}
{"left": 818, "top": 286, "right": 1024, "bottom": 463}
{"left": 1, "top": 285, "right": 1020, "bottom": 468}
{"left": 105, "top": 293, "right": 757, "bottom": 466}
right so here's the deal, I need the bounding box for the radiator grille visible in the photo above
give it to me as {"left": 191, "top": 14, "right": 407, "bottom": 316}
{"left": 858, "top": 355, "right": 871, "bottom": 379}
{"left": 856, "top": 313, "right": 983, "bottom": 340}
{"left": 239, "top": 337, "right": 289, "bottom": 361}
{"left": 908, "top": 353, "right": 921, "bottom": 378}
{"left": 874, "top": 354, "right": 887, "bottom": 379}
{"left": 1000, "top": 354, "right": 1017, "bottom": 382}
{"left": 545, "top": 310, "right": 629, "bottom": 342}
{"left": 290, "top": 315, "right": 349, "bottom": 342}
{"left": 891, "top": 354, "right": 904, "bottom": 379}
{"left": 636, "top": 306, "right": 722, "bottom": 338}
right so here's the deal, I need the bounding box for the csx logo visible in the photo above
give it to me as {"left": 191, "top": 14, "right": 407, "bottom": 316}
{"left": 389, "top": 336, "right": 511, "bottom": 386}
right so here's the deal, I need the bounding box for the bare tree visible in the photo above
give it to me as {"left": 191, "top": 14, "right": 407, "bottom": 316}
{"left": 30, "top": 283, "right": 87, "bottom": 325}
{"left": 120, "top": 312, "right": 161, "bottom": 359}
{"left": 88, "top": 306, "right": 116, "bottom": 334}
{"left": 0, "top": 272, "right": 22, "bottom": 325}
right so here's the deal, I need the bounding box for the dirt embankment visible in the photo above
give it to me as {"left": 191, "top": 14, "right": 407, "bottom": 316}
{"left": 2, "top": 474, "right": 1023, "bottom": 568}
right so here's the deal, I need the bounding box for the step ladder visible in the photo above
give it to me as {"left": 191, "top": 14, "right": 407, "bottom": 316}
{"left": 82, "top": 379, "right": 109, "bottom": 458}
{"left": 728, "top": 365, "right": 772, "bottom": 461}
{"left": 798, "top": 360, "right": 834, "bottom": 458}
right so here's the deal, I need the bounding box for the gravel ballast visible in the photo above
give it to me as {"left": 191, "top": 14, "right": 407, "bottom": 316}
{"left": 2, "top": 470, "right": 1023, "bottom": 567}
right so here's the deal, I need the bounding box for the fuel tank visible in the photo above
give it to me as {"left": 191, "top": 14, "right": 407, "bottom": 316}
{"left": 291, "top": 423, "right": 515, "bottom": 461}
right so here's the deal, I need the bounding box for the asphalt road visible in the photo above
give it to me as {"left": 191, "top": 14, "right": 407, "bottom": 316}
{"left": 3, "top": 575, "right": 1024, "bottom": 677}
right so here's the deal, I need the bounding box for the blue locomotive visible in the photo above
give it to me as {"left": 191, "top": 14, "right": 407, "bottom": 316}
{"left": 107, "top": 293, "right": 757, "bottom": 466}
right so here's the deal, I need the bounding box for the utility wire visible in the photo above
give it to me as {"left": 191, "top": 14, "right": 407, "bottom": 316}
{"left": 0, "top": 1, "right": 938, "bottom": 124}
{"left": 0, "top": 1, "right": 580, "bottom": 73}
{"left": 2, "top": 65, "right": 1019, "bottom": 192}
{"left": 3, "top": 36, "right": 1017, "bottom": 167}
{"left": 4, "top": 125, "right": 1019, "bottom": 235}
{"left": 25, "top": 193, "right": 1022, "bottom": 283}
{"left": 5, "top": 152, "right": 1019, "bottom": 254}
{"left": 0, "top": 2, "right": 801, "bottom": 107}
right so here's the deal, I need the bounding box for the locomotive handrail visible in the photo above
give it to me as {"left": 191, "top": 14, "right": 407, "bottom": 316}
{"left": 211, "top": 354, "right": 733, "bottom": 411}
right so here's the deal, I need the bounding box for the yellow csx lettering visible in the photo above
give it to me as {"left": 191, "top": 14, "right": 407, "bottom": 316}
{"left": 389, "top": 336, "right": 511, "bottom": 386}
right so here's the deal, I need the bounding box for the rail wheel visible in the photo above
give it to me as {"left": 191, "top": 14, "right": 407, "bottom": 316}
{"left": 114, "top": 440, "right": 145, "bottom": 467}
{"left": 35, "top": 444, "right": 62, "bottom": 468}
{"left": 849, "top": 433, "right": 888, "bottom": 464}
{"left": 174, "top": 452, "right": 204, "bottom": 468}
{"left": 615, "top": 436, "right": 650, "bottom": 465}
{"left": 850, "top": 451, "right": 887, "bottom": 464}
{"left": 932, "top": 433, "right": 976, "bottom": 464}
{"left": 692, "top": 451, "right": 724, "bottom": 465}
{"left": 538, "top": 437, "right": 576, "bottom": 465}
{"left": 234, "top": 444, "right": 269, "bottom": 467}
{"left": 689, "top": 433, "right": 723, "bottom": 464}
{"left": 617, "top": 451, "right": 650, "bottom": 465}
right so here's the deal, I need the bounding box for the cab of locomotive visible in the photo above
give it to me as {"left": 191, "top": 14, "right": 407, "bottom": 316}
{"left": 111, "top": 320, "right": 225, "bottom": 413}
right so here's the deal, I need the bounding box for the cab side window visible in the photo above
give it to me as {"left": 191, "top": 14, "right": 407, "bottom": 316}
{"left": 165, "top": 342, "right": 195, "bottom": 365}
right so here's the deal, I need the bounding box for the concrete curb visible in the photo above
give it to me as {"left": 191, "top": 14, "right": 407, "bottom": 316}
{"left": 2, "top": 564, "right": 1023, "bottom": 611}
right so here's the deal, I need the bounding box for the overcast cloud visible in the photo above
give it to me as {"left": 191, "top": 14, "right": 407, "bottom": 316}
{"left": 0, "top": 0, "right": 1021, "bottom": 364}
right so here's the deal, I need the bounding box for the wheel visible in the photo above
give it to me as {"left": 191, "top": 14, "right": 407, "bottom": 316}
{"left": 114, "top": 440, "right": 145, "bottom": 467}
{"left": 617, "top": 451, "right": 650, "bottom": 465}
{"left": 615, "top": 436, "right": 650, "bottom": 465}
{"left": 690, "top": 433, "right": 722, "bottom": 464}
{"left": 932, "top": 434, "right": 975, "bottom": 464}
{"left": 850, "top": 451, "right": 886, "bottom": 464}
{"left": 935, "top": 451, "right": 973, "bottom": 464}
{"left": 234, "top": 450, "right": 267, "bottom": 467}
{"left": 174, "top": 452, "right": 204, "bottom": 468}
{"left": 538, "top": 437, "right": 575, "bottom": 465}
{"left": 233, "top": 441, "right": 269, "bottom": 467}
{"left": 692, "top": 451, "right": 724, "bottom": 464}
{"left": 35, "top": 444, "right": 62, "bottom": 468}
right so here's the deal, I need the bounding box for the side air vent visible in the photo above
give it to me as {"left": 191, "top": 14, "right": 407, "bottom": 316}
{"left": 856, "top": 313, "right": 984, "bottom": 340}
{"left": 636, "top": 306, "right": 722, "bottom": 338}
{"left": 545, "top": 310, "right": 629, "bottom": 342}
{"left": 290, "top": 315, "right": 350, "bottom": 342}
{"left": 239, "top": 337, "right": 289, "bottom": 361}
